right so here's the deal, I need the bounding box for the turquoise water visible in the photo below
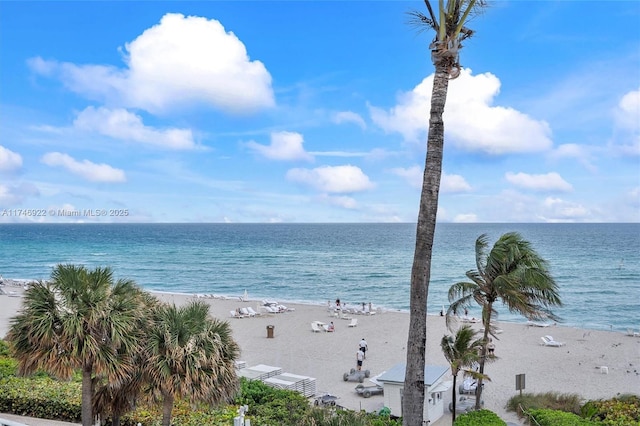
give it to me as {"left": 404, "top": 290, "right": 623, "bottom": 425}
{"left": 1, "top": 223, "right": 638, "bottom": 332}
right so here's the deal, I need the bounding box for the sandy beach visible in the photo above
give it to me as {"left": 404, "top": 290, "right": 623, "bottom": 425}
{"left": 1, "top": 283, "right": 639, "bottom": 426}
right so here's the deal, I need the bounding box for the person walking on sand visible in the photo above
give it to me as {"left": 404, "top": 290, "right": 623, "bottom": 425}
{"left": 359, "top": 338, "right": 368, "bottom": 359}
{"left": 356, "top": 347, "right": 364, "bottom": 371}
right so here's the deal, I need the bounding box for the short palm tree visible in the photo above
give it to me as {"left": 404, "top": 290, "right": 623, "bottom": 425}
{"left": 93, "top": 291, "right": 160, "bottom": 426}
{"left": 447, "top": 232, "right": 562, "bottom": 409}
{"left": 440, "top": 325, "right": 487, "bottom": 422}
{"left": 6, "top": 264, "right": 145, "bottom": 426}
{"left": 146, "top": 301, "right": 240, "bottom": 426}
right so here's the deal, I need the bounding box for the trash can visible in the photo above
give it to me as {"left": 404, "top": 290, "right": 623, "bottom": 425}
{"left": 266, "top": 325, "right": 275, "bottom": 338}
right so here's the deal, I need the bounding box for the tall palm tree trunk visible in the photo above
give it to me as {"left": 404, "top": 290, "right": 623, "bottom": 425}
{"left": 476, "top": 302, "right": 493, "bottom": 409}
{"left": 162, "top": 394, "right": 174, "bottom": 426}
{"left": 403, "top": 62, "right": 450, "bottom": 426}
{"left": 451, "top": 373, "right": 458, "bottom": 422}
{"left": 81, "top": 365, "right": 93, "bottom": 426}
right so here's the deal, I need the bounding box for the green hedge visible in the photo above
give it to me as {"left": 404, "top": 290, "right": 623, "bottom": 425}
{"left": 454, "top": 409, "right": 506, "bottom": 425}
{"left": 582, "top": 395, "right": 640, "bottom": 425}
{"left": 527, "top": 408, "right": 595, "bottom": 426}
{"left": 0, "top": 376, "right": 82, "bottom": 422}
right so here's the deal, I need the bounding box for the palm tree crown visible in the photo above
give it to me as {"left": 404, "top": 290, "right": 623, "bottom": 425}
{"left": 440, "top": 325, "right": 486, "bottom": 422}
{"left": 7, "top": 264, "right": 145, "bottom": 426}
{"left": 146, "top": 301, "right": 240, "bottom": 426}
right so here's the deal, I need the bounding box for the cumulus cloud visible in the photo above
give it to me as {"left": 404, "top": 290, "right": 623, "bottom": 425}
{"left": 286, "top": 165, "right": 374, "bottom": 193}
{"left": 0, "top": 182, "right": 39, "bottom": 207}
{"left": 29, "top": 13, "right": 274, "bottom": 115}
{"left": 41, "top": 152, "right": 126, "bottom": 183}
{"left": 246, "top": 131, "right": 314, "bottom": 161}
{"left": 549, "top": 143, "right": 596, "bottom": 172}
{"left": 541, "top": 197, "right": 590, "bottom": 222}
{"left": 390, "top": 165, "right": 471, "bottom": 193}
{"left": 319, "top": 194, "right": 358, "bottom": 209}
{"left": 74, "top": 106, "right": 196, "bottom": 150}
{"left": 612, "top": 87, "right": 640, "bottom": 155}
{"left": 453, "top": 213, "right": 478, "bottom": 223}
{"left": 0, "top": 146, "right": 23, "bottom": 172}
{"left": 505, "top": 172, "right": 572, "bottom": 192}
{"left": 333, "top": 111, "right": 366, "bottom": 129}
{"left": 369, "top": 69, "right": 553, "bottom": 154}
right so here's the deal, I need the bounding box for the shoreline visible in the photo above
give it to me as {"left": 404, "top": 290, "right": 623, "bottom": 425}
{"left": 2, "top": 282, "right": 639, "bottom": 425}
{"left": 4, "top": 279, "right": 632, "bottom": 333}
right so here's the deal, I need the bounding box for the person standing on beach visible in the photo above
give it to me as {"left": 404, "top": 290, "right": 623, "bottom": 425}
{"left": 356, "top": 347, "right": 364, "bottom": 371}
{"left": 359, "top": 338, "right": 368, "bottom": 359}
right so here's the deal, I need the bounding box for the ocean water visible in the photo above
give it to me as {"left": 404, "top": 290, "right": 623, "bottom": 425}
{"left": 0, "top": 223, "right": 638, "bottom": 332}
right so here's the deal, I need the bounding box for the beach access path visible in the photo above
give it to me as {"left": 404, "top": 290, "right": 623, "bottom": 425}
{"left": 2, "top": 285, "right": 639, "bottom": 426}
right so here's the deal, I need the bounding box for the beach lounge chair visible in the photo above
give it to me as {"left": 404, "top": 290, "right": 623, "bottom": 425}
{"left": 230, "top": 310, "right": 244, "bottom": 319}
{"left": 240, "top": 307, "right": 255, "bottom": 317}
{"left": 540, "top": 335, "right": 565, "bottom": 347}
{"left": 528, "top": 321, "right": 552, "bottom": 327}
{"left": 311, "top": 322, "right": 322, "bottom": 333}
{"left": 348, "top": 318, "right": 358, "bottom": 327}
{"left": 246, "top": 307, "right": 261, "bottom": 316}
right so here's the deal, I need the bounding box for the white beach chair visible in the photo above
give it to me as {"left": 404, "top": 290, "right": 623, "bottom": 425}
{"left": 528, "top": 321, "right": 552, "bottom": 328}
{"left": 246, "top": 307, "right": 261, "bottom": 316}
{"left": 240, "top": 307, "right": 255, "bottom": 317}
{"left": 540, "top": 335, "right": 565, "bottom": 347}
{"left": 230, "top": 310, "right": 244, "bottom": 319}
{"left": 311, "top": 322, "right": 322, "bottom": 333}
{"left": 348, "top": 318, "right": 358, "bottom": 328}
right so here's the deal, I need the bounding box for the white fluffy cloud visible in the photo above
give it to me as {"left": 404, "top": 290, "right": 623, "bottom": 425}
{"left": 369, "top": 69, "right": 553, "bottom": 154}
{"left": 390, "top": 165, "right": 471, "bottom": 193}
{"left": 333, "top": 111, "right": 366, "bottom": 129}
{"left": 0, "top": 146, "right": 22, "bottom": 172}
{"left": 246, "top": 131, "right": 314, "bottom": 161}
{"left": 41, "top": 152, "right": 126, "bottom": 183}
{"left": 549, "top": 143, "right": 596, "bottom": 172}
{"left": 29, "top": 13, "right": 274, "bottom": 115}
{"left": 505, "top": 172, "right": 572, "bottom": 192}
{"left": 613, "top": 87, "right": 640, "bottom": 155}
{"left": 74, "top": 107, "right": 196, "bottom": 150}
{"left": 0, "top": 183, "right": 38, "bottom": 207}
{"left": 286, "top": 165, "right": 374, "bottom": 193}
{"left": 541, "top": 197, "right": 590, "bottom": 221}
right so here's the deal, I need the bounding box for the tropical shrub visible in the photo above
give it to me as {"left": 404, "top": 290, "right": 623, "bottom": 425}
{"left": 454, "top": 409, "right": 506, "bottom": 425}
{"left": 0, "top": 376, "right": 82, "bottom": 422}
{"left": 0, "top": 357, "right": 17, "bottom": 378}
{"left": 507, "top": 391, "right": 583, "bottom": 416}
{"left": 0, "top": 340, "right": 9, "bottom": 357}
{"left": 527, "top": 408, "right": 595, "bottom": 425}
{"left": 581, "top": 394, "right": 640, "bottom": 425}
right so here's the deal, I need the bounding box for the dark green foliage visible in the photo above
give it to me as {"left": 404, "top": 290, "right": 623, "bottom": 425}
{"left": 0, "top": 357, "right": 17, "bottom": 378}
{"left": 0, "top": 340, "right": 10, "bottom": 357}
{"left": 506, "top": 391, "right": 583, "bottom": 415}
{"left": 234, "top": 378, "right": 311, "bottom": 425}
{"left": 0, "top": 376, "right": 82, "bottom": 422}
{"left": 453, "top": 409, "right": 506, "bottom": 425}
{"left": 581, "top": 395, "right": 640, "bottom": 425}
{"left": 301, "top": 408, "right": 402, "bottom": 426}
{"left": 527, "top": 409, "right": 595, "bottom": 426}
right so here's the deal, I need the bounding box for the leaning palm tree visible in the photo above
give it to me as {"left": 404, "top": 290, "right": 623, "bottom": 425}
{"left": 447, "top": 232, "right": 562, "bottom": 409}
{"left": 146, "top": 301, "right": 240, "bottom": 426}
{"left": 402, "top": 1, "right": 487, "bottom": 424}
{"left": 6, "top": 264, "right": 145, "bottom": 426}
{"left": 440, "top": 325, "right": 487, "bottom": 422}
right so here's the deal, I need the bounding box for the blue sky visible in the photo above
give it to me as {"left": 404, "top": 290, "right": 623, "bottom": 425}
{"left": 1, "top": 1, "right": 638, "bottom": 223}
